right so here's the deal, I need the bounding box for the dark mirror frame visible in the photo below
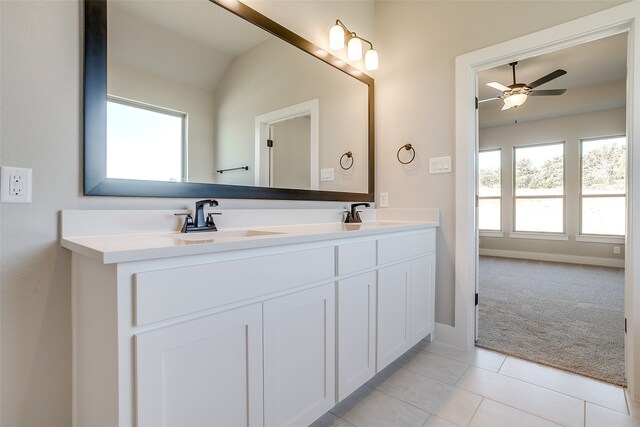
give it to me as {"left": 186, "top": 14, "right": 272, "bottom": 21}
{"left": 83, "top": 0, "right": 374, "bottom": 201}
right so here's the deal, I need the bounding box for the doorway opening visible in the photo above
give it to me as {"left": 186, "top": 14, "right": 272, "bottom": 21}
{"left": 474, "top": 35, "right": 627, "bottom": 385}
{"left": 454, "top": 1, "right": 640, "bottom": 397}
{"left": 255, "top": 99, "right": 319, "bottom": 190}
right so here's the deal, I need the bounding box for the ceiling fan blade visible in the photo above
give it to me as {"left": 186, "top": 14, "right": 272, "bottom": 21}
{"left": 478, "top": 97, "right": 501, "bottom": 103}
{"left": 487, "top": 82, "right": 509, "bottom": 92}
{"left": 529, "top": 89, "right": 567, "bottom": 96}
{"left": 527, "top": 69, "right": 567, "bottom": 89}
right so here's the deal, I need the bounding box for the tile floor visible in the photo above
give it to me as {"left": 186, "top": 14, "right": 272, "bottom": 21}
{"left": 311, "top": 340, "right": 640, "bottom": 427}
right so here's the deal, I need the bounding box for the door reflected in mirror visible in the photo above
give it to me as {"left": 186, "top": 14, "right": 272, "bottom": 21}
{"left": 106, "top": 0, "right": 369, "bottom": 194}
{"left": 270, "top": 115, "right": 311, "bottom": 190}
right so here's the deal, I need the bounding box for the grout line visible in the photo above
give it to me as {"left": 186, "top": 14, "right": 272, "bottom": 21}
{"left": 362, "top": 384, "right": 434, "bottom": 419}
{"left": 465, "top": 397, "right": 484, "bottom": 427}
{"left": 456, "top": 366, "right": 588, "bottom": 425}
{"left": 493, "top": 361, "right": 628, "bottom": 415}
{"left": 497, "top": 354, "right": 507, "bottom": 373}
{"left": 337, "top": 413, "right": 356, "bottom": 427}
{"left": 482, "top": 397, "right": 567, "bottom": 427}
{"left": 453, "top": 363, "right": 473, "bottom": 387}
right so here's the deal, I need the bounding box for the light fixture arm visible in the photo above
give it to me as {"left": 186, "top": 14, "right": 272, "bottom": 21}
{"left": 334, "top": 19, "right": 350, "bottom": 36}
{"left": 334, "top": 19, "right": 375, "bottom": 50}
{"left": 357, "top": 36, "right": 374, "bottom": 50}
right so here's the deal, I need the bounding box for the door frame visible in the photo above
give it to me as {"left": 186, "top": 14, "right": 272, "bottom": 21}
{"left": 453, "top": 2, "right": 640, "bottom": 398}
{"left": 255, "top": 99, "right": 319, "bottom": 189}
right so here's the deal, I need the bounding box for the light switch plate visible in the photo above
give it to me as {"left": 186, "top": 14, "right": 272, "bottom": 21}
{"left": 1, "top": 166, "right": 32, "bottom": 203}
{"left": 429, "top": 156, "right": 452, "bottom": 174}
{"left": 320, "top": 168, "right": 335, "bottom": 181}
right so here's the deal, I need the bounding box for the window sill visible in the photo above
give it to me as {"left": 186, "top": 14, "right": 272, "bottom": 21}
{"left": 509, "top": 232, "right": 569, "bottom": 241}
{"left": 479, "top": 231, "right": 504, "bottom": 238}
{"left": 575, "top": 235, "right": 625, "bottom": 244}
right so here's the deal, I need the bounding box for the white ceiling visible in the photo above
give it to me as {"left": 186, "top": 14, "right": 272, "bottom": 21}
{"left": 478, "top": 32, "right": 627, "bottom": 118}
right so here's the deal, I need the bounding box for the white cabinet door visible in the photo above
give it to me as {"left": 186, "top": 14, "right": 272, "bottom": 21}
{"left": 377, "top": 261, "right": 412, "bottom": 371}
{"left": 410, "top": 254, "right": 436, "bottom": 346}
{"left": 337, "top": 271, "right": 376, "bottom": 400}
{"left": 135, "top": 303, "right": 263, "bottom": 427}
{"left": 263, "top": 283, "right": 336, "bottom": 427}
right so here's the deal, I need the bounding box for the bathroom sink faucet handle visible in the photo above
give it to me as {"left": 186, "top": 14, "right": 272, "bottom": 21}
{"left": 174, "top": 213, "right": 194, "bottom": 233}
{"left": 206, "top": 212, "right": 222, "bottom": 228}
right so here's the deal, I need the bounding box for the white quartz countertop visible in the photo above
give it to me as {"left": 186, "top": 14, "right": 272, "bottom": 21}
{"left": 61, "top": 220, "right": 437, "bottom": 264}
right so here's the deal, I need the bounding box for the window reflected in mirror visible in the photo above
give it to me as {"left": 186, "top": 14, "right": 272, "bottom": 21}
{"left": 107, "top": 98, "right": 185, "bottom": 182}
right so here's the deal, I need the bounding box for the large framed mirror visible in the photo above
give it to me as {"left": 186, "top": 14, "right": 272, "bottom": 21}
{"left": 84, "top": 0, "right": 374, "bottom": 202}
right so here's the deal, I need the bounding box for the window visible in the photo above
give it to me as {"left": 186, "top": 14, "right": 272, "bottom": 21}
{"left": 514, "top": 142, "right": 564, "bottom": 233}
{"left": 580, "top": 136, "right": 626, "bottom": 236}
{"left": 478, "top": 149, "right": 501, "bottom": 230}
{"left": 107, "top": 97, "right": 186, "bottom": 182}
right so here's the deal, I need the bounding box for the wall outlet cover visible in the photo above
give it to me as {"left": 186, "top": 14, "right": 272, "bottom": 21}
{"left": 379, "top": 192, "right": 389, "bottom": 208}
{"left": 320, "top": 168, "right": 335, "bottom": 181}
{"left": 1, "top": 166, "right": 32, "bottom": 203}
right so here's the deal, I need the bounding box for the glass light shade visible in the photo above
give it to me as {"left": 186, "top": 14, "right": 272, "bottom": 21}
{"left": 504, "top": 93, "right": 528, "bottom": 108}
{"left": 329, "top": 24, "right": 345, "bottom": 50}
{"left": 347, "top": 36, "right": 363, "bottom": 60}
{"left": 364, "top": 48, "right": 378, "bottom": 71}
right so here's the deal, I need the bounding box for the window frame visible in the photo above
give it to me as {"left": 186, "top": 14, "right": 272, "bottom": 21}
{"left": 106, "top": 95, "right": 188, "bottom": 182}
{"left": 512, "top": 141, "right": 566, "bottom": 234}
{"left": 478, "top": 148, "right": 502, "bottom": 232}
{"left": 579, "top": 134, "right": 627, "bottom": 237}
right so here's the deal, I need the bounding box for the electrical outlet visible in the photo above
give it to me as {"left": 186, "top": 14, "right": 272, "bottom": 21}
{"left": 614, "top": 246, "right": 621, "bottom": 254}
{"left": 1, "top": 166, "right": 32, "bottom": 203}
{"left": 379, "top": 192, "right": 389, "bottom": 208}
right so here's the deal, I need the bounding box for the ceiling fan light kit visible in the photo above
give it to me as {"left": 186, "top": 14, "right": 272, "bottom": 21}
{"left": 481, "top": 62, "right": 567, "bottom": 111}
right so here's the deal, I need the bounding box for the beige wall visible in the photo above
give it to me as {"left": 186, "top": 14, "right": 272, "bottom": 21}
{"left": 0, "top": 0, "right": 626, "bottom": 424}
{"left": 373, "top": 0, "right": 625, "bottom": 326}
{"left": 479, "top": 108, "right": 626, "bottom": 261}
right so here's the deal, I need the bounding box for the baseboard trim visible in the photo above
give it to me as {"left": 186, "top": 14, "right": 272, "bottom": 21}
{"left": 433, "top": 322, "right": 471, "bottom": 349}
{"left": 479, "top": 248, "right": 624, "bottom": 268}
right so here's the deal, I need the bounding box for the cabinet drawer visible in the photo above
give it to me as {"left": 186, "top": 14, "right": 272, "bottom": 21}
{"left": 135, "top": 247, "right": 334, "bottom": 325}
{"left": 337, "top": 241, "right": 376, "bottom": 275}
{"left": 377, "top": 229, "right": 435, "bottom": 265}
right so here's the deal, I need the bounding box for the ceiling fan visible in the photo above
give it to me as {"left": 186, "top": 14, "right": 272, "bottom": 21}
{"left": 480, "top": 62, "right": 567, "bottom": 110}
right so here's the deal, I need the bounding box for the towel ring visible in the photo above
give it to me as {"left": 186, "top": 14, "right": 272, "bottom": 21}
{"left": 340, "top": 151, "right": 354, "bottom": 170}
{"left": 397, "top": 144, "right": 415, "bottom": 164}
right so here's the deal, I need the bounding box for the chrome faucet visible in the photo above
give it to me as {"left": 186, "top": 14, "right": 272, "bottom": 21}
{"left": 176, "top": 199, "right": 221, "bottom": 233}
{"left": 344, "top": 203, "right": 370, "bottom": 223}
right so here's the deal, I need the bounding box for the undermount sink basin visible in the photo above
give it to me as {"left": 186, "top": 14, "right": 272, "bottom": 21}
{"left": 171, "top": 229, "right": 286, "bottom": 242}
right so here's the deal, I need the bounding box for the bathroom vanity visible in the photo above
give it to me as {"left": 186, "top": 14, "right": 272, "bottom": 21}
{"left": 62, "top": 210, "right": 438, "bottom": 427}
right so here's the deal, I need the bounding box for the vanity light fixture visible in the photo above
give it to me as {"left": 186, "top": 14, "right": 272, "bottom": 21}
{"left": 329, "top": 19, "right": 378, "bottom": 71}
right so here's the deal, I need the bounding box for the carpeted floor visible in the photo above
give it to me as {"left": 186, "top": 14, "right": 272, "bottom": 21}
{"left": 477, "top": 256, "right": 626, "bottom": 386}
